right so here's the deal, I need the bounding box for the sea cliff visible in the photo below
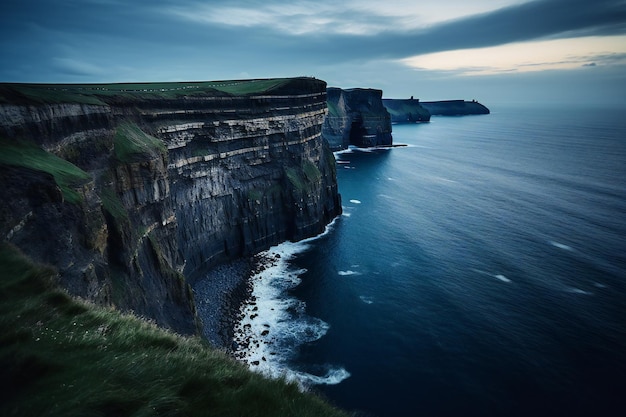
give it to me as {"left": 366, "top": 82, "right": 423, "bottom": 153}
{"left": 0, "top": 77, "right": 341, "bottom": 336}
{"left": 382, "top": 98, "right": 431, "bottom": 123}
{"left": 322, "top": 87, "right": 392, "bottom": 150}
{"left": 420, "top": 99, "right": 490, "bottom": 115}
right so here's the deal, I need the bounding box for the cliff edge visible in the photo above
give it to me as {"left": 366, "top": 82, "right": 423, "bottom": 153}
{"left": 0, "top": 77, "right": 341, "bottom": 335}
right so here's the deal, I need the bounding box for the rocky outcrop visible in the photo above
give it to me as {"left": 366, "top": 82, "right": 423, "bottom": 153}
{"left": 0, "top": 77, "right": 341, "bottom": 336}
{"left": 322, "top": 87, "right": 392, "bottom": 150}
{"left": 382, "top": 98, "right": 431, "bottom": 123}
{"left": 419, "top": 100, "right": 490, "bottom": 115}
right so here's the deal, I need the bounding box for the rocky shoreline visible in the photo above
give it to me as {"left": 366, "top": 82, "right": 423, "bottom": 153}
{"left": 191, "top": 259, "right": 254, "bottom": 349}
{"left": 192, "top": 253, "right": 278, "bottom": 352}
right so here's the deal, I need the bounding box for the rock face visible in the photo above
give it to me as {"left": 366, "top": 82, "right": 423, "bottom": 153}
{"left": 0, "top": 78, "right": 341, "bottom": 335}
{"left": 322, "top": 87, "right": 392, "bottom": 150}
{"left": 419, "top": 100, "right": 490, "bottom": 115}
{"left": 382, "top": 98, "right": 431, "bottom": 123}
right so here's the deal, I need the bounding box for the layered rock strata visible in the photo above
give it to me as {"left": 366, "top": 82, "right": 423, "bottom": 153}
{"left": 322, "top": 87, "right": 392, "bottom": 150}
{"left": 0, "top": 77, "right": 341, "bottom": 335}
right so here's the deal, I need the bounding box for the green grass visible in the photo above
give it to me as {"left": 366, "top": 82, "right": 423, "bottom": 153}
{"left": 100, "top": 187, "right": 129, "bottom": 221}
{"left": 326, "top": 100, "right": 340, "bottom": 117}
{"left": 0, "top": 138, "right": 91, "bottom": 204}
{"left": 285, "top": 167, "right": 306, "bottom": 191}
{"left": 0, "top": 243, "right": 350, "bottom": 417}
{"left": 114, "top": 122, "right": 166, "bottom": 163}
{"left": 285, "top": 160, "right": 322, "bottom": 192}
{"left": 0, "top": 79, "right": 294, "bottom": 105}
{"left": 302, "top": 160, "right": 322, "bottom": 183}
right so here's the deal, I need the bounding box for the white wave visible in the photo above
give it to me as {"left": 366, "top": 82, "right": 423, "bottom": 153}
{"left": 349, "top": 199, "right": 361, "bottom": 204}
{"left": 290, "top": 367, "right": 351, "bottom": 386}
{"left": 471, "top": 268, "right": 512, "bottom": 283}
{"left": 567, "top": 287, "right": 593, "bottom": 295}
{"left": 333, "top": 148, "right": 353, "bottom": 156}
{"left": 338, "top": 270, "right": 361, "bottom": 276}
{"left": 494, "top": 274, "right": 511, "bottom": 283}
{"left": 594, "top": 282, "right": 607, "bottom": 288}
{"left": 233, "top": 219, "right": 347, "bottom": 389}
{"left": 549, "top": 241, "right": 574, "bottom": 251}
{"left": 427, "top": 176, "right": 458, "bottom": 184}
{"left": 359, "top": 295, "right": 374, "bottom": 304}
{"left": 342, "top": 212, "right": 351, "bottom": 217}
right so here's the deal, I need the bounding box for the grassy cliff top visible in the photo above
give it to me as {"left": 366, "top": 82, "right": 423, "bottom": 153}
{"left": 0, "top": 77, "right": 324, "bottom": 105}
{"left": 0, "top": 243, "right": 349, "bottom": 417}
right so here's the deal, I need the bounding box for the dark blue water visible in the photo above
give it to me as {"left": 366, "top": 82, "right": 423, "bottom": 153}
{"left": 280, "top": 106, "right": 626, "bottom": 416}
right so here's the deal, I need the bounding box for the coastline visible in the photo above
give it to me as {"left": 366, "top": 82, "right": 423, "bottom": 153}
{"left": 229, "top": 217, "right": 351, "bottom": 388}
{"left": 193, "top": 216, "right": 349, "bottom": 388}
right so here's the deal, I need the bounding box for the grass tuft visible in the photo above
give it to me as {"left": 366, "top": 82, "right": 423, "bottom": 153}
{"left": 0, "top": 138, "right": 91, "bottom": 204}
{"left": 0, "top": 243, "right": 350, "bottom": 417}
{"left": 114, "top": 122, "right": 166, "bottom": 163}
{"left": 100, "top": 187, "right": 129, "bottom": 221}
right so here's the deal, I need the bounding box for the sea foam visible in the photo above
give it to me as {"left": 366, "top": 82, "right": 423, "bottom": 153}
{"left": 232, "top": 218, "right": 349, "bottom": 389}
{"left": 338, "top": 270, "right": 361, "bottom": 276}
{"left": 549, "top": 241, "right": 574, "bottom": 251}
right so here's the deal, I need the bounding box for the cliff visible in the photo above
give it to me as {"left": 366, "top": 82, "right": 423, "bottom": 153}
{"left": 322, "top": 87, "right": 392, "bottom": 150}
{"left": 0, "top": 77, "right": 341, "bottom": 336}
{"left": 382, "top": 98, "right": 431, "bottom": 123}
{"left": 419, "top": 99, "right": 490, "bottom": 115}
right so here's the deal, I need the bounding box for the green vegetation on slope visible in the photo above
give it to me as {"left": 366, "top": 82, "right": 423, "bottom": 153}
{"left": 114, "top": 122, "right": 166, "bottom": 163}
{"left": 302, "top": 159, "right": 322, "bottom": 183}
{"left": 286, "top": 160, "right": 323, "bottom": 193}
{"left": 0, "top": 138, "right": 91, "bottom": 204}
{"left": 0, "top": 243, "right": 349, "bottom": 417}
{"left": 326, "top": 99, "right": 340, "bottom": 117}
{"left": 100, "top": 187, "right": 129, "bottom": 221}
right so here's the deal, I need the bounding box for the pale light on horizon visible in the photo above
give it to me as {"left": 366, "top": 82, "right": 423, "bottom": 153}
{"left": 400, "top": 35, "right": 626, "bottom": 75}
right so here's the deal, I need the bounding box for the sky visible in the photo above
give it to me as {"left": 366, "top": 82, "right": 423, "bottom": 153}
{"left": 1, "top": 0, "right": 626, "bottom": 106}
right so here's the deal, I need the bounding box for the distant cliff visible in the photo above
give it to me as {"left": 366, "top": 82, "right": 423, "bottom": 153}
{"left": 0, "top": 77, "right": 341, "bottom": 335}
{"left": 382, "top": 98, "right": 431, "bottom": 123}
{"left": 419, "top": 100, "right": 490, "bottom": 115}
{"left": 322, "top": 87, "right": 392, "bottom": 150}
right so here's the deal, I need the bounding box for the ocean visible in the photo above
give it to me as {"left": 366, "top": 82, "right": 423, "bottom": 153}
{"left": 230, "top": 105, "right": 626, "bottom": 416}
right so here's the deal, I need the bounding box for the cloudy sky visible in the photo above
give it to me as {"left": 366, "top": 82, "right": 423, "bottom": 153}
{"left": 1, "top": 0, "right": 625, "bottom": 106}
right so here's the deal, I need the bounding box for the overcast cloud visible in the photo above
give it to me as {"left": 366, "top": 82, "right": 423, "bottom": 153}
{"left": 1, "top": 0, "right": 625, "bottom": 105}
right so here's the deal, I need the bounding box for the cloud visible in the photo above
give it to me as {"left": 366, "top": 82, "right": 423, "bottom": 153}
{"left": 163, "top": 0, "right": 626, "bottom": 60}
{"left": 400, "top": 35, "right": 626, "bottom": 75}
{"left": 2, "top": 0, "right": 626, "bottom": 84}
{"left": 52, "top": 57, "right": 105, "bottom": 77}
{"left": 287, "top": 0, "right": 626, "bottom": 62}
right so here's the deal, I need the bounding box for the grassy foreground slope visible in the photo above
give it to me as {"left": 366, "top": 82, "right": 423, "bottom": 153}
{"left": 0, "top": 243, "right": 348, "bottom": 417}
